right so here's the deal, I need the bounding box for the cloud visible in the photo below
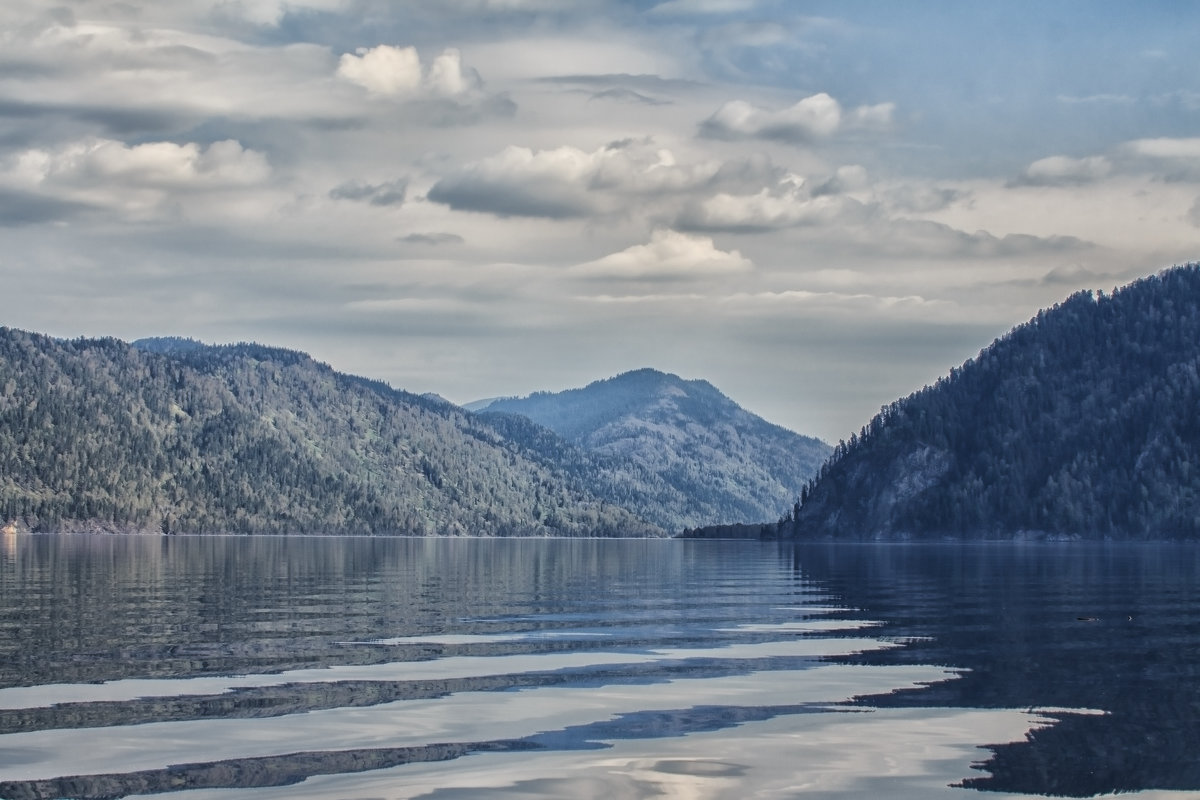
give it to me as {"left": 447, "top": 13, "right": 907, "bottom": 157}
{"left": 846, "top": 102, "right": 896, "bottom": 131}
{"left": 0, "top": 136, "right": 272, "bottom": 223}
{"left": 700, "top": 93, "right": 840, "bottom": 142}
{"left": 1041, "top": 264, "right": 1108, "bottom": 286}
{"left": 1118, "top": 137, "right": 1200, "bottom": 181}
{"left": 699, "top": 93, "right": 893, "bottom": 144}
{"left": 573, "top": 228, "right": 752, "bottom": 279}
{"left": 12, "top": 138, "right": 270, "bottom": 189}
{"left": 330, "top": 178, "right": 408, "bottom": 206}
{"left": 538, "top": 74, "right": 702, "bottom": 92}
{"left": 427, "top": 144, "right": 602, "bottom": 218}
{"left": 881, "top": 184, "right": 963, "bottom": 214}
{"left": 1122, "top": 137, "right": 1200, "bottom": 160}
{"left": 812, "top": 164, "right": 869, "bottom": 196}
{"left": 874, "top": 219, "right": 1092, "bottom": 260}
{"left": 0, "top": 16, "right": 510, "bottom": 141}
{"left": 649, "top": 0, "right": 762, "bottom": 14}
{"left": 588, "top": 88, "right": 670, "bottom": 105}
{"left": 212, "top": 0, "right": 352, "bottom": 27}
{"left": 336, "top": 45, "right": 484, "bottom": 99}
{"left": 1012, "top": 155, "right": 1112, "bottom": 187}
{"left": 724, "top": 289, "right": 952, "bottom": 319}
{"left": 399, "top": 232, "right": 465, "bottom": 245}
{"left": 426, "top": 49, "right": 484, "bottom": 96}
{"left": 678, "top": 172, "right": 866, "bottom": 232}
{"left": 1, "top": 21, "right": 341, "bottom": 124}
{"left": 427, "top": 140, "right": 721, "bottom": 218}
{"left": 0, "top": 187, "right": 94, "bottom": 226}
{"left": 337, "top": 45, "right": 423, "bottom": 95}
{"left": 1007, "top": 137, "right": 1200, "bottom": 190}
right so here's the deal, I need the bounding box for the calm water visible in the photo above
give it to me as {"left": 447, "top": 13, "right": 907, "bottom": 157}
{"left": 0, "top": 535, "right": 1197, "bottom": 800}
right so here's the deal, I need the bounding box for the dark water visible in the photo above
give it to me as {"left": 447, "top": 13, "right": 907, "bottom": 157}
{"left": 0, "top": 535, "right": 1196, "bottom": 799}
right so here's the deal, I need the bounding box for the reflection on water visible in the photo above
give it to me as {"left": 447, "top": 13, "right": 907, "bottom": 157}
{"left": 0, "top": 536, "right": 1197, "bottom": 799}
{"left": 788, "top": 543, "right": 1200, "bottom": 797}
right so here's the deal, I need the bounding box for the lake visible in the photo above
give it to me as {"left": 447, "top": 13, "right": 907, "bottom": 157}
{"left": 0, "top": 535, "right": 1197, "bottom": 800}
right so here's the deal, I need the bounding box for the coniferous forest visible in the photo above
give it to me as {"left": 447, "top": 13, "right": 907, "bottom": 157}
{"left": 0, "top": 332, "right": 660, "bottom": 536}
{"left": 7, "top": 264, "right": 1200, "bottom": 539}
{"left": 786, "top": 264, "right": 1200, "bottom": 540}
{"left": 479, "top": 368, "right": 830, "bottom": 529}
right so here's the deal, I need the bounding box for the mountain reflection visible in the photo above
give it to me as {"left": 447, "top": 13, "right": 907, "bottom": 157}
{"left": 786, "top": 542, "right": 1200, "bottom": 796}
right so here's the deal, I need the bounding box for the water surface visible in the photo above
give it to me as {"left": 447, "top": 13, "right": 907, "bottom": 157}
{"left": 0, "top": 535, "right": 1196, "bottom": 799}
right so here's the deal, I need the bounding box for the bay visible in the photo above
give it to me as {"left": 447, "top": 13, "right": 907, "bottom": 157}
{"left": 0, "top": 534, "right": 1196, "bottom": 799}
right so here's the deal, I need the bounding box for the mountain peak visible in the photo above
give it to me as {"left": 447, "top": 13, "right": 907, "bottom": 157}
{"left": 477, "top": 369, "right": 829, "bottom": 529}
{"left": 599, "top": 367, "right": 719, "bottom": 395}
{"left": 790, "top": 263, "right": 1200, "bottom": 540}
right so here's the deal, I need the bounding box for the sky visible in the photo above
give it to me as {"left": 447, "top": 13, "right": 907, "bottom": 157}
{"left": 2, "top": 1, "right": 1200, "bottom": 442}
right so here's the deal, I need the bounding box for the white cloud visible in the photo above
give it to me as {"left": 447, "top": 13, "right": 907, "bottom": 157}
{"left": 13, "top": 138, "right": 270, "bottom": 189}
{"left": 337, "top": 45, "right": 423, "bottom": 95}
{"left": 208, "top": 0, "right": 353, "bottom": 26}
{"left": 0, "top": 137, "right": 273, "bottom": 222}
{"left": 650, "top": 0, "right": 762, "bottom": 14}
{"left": 1014, "top": 155, "right": 1112, "bottom": 187}
{"left": 881, "top": 183, "right": 964, "bottom": 214}
{"left": 814, "top": 164, "right": 870, "bottom": 195}
{"left": 725, "top": 289, "right": 950, "bottom": 318}
{"left": 426, "top": 49, "right": 483, "bottom": 97}
{"left": 1041, "top": 263, "right": 1109, "bottom": 286}
{"left": 680, "top": 170, "right": 867, "bottom": 231}
{"left": 701, "top": 93, "right": 839, "bottom": 142}
{"left": 0, "top": 21, "right": 355, "bottom": 126}
{"left": 699, "top": 93, "right": 894, "bottom": 143}
{"left": 573, "top": 228, "right": 752, "bottom": 279}
{"left": 1122, "top": 137, "right": 1200, "bottom": 160}
{"left": 337, "top": 45, "right": 485, "bottom": 99}
{"left": 0, "top": 18, "right": 502, "bottom": 134}
{"left": 684, "top": 187, "right": 856, "bottom": 231}
{"left": 846, "top": 102, "right": 895, "bottom": 131}
{"left": 875, "top": 219, "right": 1091, "bottom": 260}
{"left": 427, "top": 140, "right": 721, "bottom": 218}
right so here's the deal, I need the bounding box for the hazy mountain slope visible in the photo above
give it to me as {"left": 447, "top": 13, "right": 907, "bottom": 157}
{"left": 789, "top": 263, "right": 1200, "bottom": 540}
{"left": 0, "top": 330, "right": 660, "bottom": 536}
{"left": 478, "top": 368, "right": 830, "bottom": 529}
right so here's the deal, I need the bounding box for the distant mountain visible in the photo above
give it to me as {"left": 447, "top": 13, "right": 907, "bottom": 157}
{"left": 476, "top": 368, "right": 830, "bottom": 530}
{"left": 786, "top": 263, "right": 1200, "bottom": 540}
{"left": 461, "top": 397, "right": 506, "bottom": 413}
{"left": 0, "top": 331, "right": 660, "bottom": 537}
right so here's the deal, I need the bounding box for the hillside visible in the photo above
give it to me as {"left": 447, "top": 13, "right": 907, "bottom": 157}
{"left": 0, "top": 331, "right": 661, "bottom": 536}
{"left": 787, "top": 264, "right": 1200, "bottom": 540}
{"left": 477, "top": 369, "right": 830, "bottom": 529}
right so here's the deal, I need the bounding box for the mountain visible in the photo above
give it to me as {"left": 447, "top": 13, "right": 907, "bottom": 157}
{"left": 786, "top": 263, "right": 1200, "bottom": 540}
{"left": 0, "top": 331, "right": 661, "bottom": 537}
{"left": 461, "top": 397, "right": 505, "bottom": 412}
{"left": 475, "top": 368, "right": 830, "bottom": 530}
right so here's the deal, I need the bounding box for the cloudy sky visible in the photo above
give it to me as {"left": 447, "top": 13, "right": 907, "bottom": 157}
{"left": 3, "top": 1, "right": 1199, "bottom": 441}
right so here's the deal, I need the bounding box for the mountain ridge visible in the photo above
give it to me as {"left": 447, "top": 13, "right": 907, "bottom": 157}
{"left": 0, "top": 330, "right": 661, "bottom": 537}
{"left": 781, "top": 263, "right": 1200, "bottom": 540}
{"left": 479, "top": 368, "right": 830, "bottom": 529}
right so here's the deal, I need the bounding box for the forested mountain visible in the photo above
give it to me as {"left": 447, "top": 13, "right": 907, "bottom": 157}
{"left": 476, "top": 369, "right": 830, "bottom": 529}
{"left": 787, "top": 264, "right": 1200, "bottom": 540}
{"left": 0, "top": 331, "right": 660, "bottom": 536}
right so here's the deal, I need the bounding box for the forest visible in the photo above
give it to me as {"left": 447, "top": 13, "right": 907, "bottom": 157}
{"left": 784, "top": 263, "right": 1200, "bottom": 540}
{"left": 0, "top": 332, "right": 659, "bottom": 536}
{"left": 480, "top": 368, "right": 829, "bottom": 529}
